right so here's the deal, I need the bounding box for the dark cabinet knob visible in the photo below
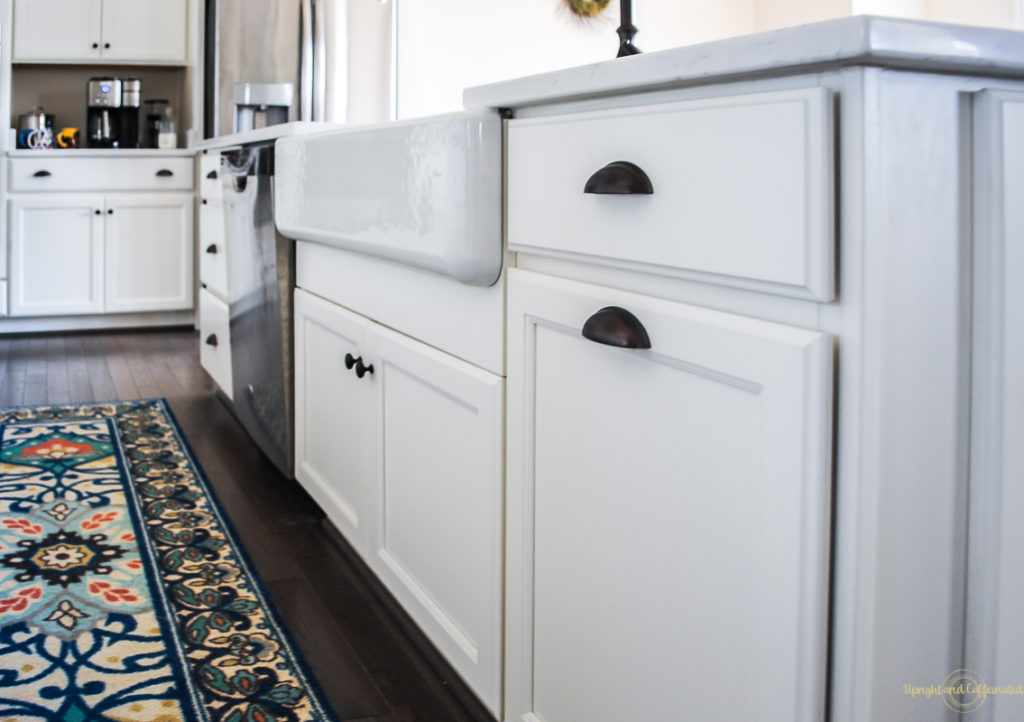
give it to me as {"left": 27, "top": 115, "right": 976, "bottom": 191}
{"left": 206, "top": 170, "right": 218, "bottom": 180}
{"left": 106, "top": 208, "right": 113, "bottom": 215}
{"left": 583, "top": 160, "right": 654, "bottom": 195}
{"left": 92, "top": 42, "right": 99, "bottom": 49}
{"left": 582, "top": 306, "right": 651, "bottom": 349}
{"left": 201, "top": 198, "right": 208, "bottom": 204}
{"left": 104, "top": 42, "right": 110, "bottom": 49}
{"left": 33, "top": 170, "right": 52, "bottom": 178}
{"left": 355, "top": 358, "right": 374, "bottom": 378}
{"left": 344, "top": 353, "right": 374, "bottom": 378}
{"left": 205, "top": 334, "right": 218, "bottom": 347}
{"left": 156, "top": 169, "right": 174, "bottom": 177}
{"left": 94, "top": 209, "right": 101, "bottom": 215}
{"left": 205, "top": 244, "right": 218, "bottom": 254}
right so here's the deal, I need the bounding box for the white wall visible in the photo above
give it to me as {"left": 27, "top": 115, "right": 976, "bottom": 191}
{"left": 338, "top": 0, "right": 1024, "bottom": 122}
{"left": 346, "top": 0, "right": 396, "bottom": 124}
{"left": 395, "top": 0, "right": 766, "bottom": 119}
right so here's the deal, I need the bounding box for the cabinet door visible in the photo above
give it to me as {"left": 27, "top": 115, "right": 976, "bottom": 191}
{"left": 505, "top": 269, "right": 832, "bottom": 722}
{"left": 12, "top": 0, "right": 101, "bottom": 62}
{"left": 9, "top": 195, "right": 104, "bottom": 316}
{"left": 967, "top": 89, "right": 1024, "bottom": 721}
{"left": 100, "top": 0, "right": 188, "bottom": 63}
{"left": 198, "top": 288, "right": 233, "bottom": 399}
{"left": 103, "top": 193, "right": 193, "bottom": 313}
{"left": 199, "top": 202, "right": 228, "bottom": 299}
{"left": 294, "top": 289, "right": 376, "bottom": 558}
{"left": 366, "top": 321, "right": 504, "bottom": 716}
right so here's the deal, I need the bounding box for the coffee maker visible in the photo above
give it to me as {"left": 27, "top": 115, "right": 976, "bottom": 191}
{"left": 87, "top": 77, "right": 122, "bottom": 148}
{"left": 118, "top": 78, "right": 141, "bottom": 148}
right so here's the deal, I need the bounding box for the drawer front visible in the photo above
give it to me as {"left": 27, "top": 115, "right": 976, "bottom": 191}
{"left": 199, "top": 152, "right": 223, "bottom": 202}
{"left": 199, "top": 203, "right": 228, "bottom": 298}
{"left": 9, "top": 156, "right": 194, "bottom": 192}
{"left": 507, "top": 87, "right": 834, "bottom": 300}
{"left": 198, "top": 288, "right": 233, "bottom": 398}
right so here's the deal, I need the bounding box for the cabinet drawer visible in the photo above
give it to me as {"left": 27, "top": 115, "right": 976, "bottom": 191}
{"left": 9, "top": 156, "right": 194, "bottom": 192}
{"left": 198, "top": 288, "right": 233, "bottom": 399}
{"left": 507, "top": 87, "right": 835, "bottom": 300}
{"left": 199, "top": 152, "right": 224, "bottom": 202}
{"left": 199, "top": 203, "right": 228, "bottom": 297}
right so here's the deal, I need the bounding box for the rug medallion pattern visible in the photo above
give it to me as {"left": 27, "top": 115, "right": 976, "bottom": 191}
{"left": 0, "top": 399, "right": 336, "bottom": 722}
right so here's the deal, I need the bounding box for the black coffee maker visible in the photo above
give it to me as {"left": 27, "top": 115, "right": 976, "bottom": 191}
{"left": 87, "top": 77, "right": 122, "bottom": 148}
{"left": 118, "top": 78, "right": 141, "bottom": 148}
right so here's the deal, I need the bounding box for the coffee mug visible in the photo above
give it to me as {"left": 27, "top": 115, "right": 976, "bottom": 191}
{"left": 18, "top": 128, "right": 53, "bottom": 149}
{"left": 57, "top": 127, "right": 80, "bottom": 149}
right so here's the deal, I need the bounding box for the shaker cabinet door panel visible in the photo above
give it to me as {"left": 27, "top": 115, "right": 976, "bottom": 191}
{"left": 13, "top": 0, "right": 101, "bottom": 61}
{"left": 294, "top": 289, "right": 375, "bottom": 558}
{"left": 8, "top": 195, "right": 104, "bottom": 316}
{"left": 199, "top": 203, "right": 229, "bottom": 299}
{"left": 101, "top": 0, "right": 188, "bottom": 63}
{"left": 13, "top": 0, "right": 185, "bottom": 63}
{"left": 103, "top": 194, "right": 193, "bottom": 313}
{"left": 198, "top": 288, "right": 233, "bottom": 399}
{"left": 367, "top": 323, "right": 504, "bottom": 715}
{"left": 505, "top": 269, "right": 833, "bottom": 722}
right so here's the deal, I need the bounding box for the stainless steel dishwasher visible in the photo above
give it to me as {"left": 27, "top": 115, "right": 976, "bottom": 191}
{"left": 221, "top": 141, "right": 294, "bottom": 477}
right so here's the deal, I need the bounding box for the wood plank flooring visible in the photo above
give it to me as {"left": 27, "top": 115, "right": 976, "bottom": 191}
{"left": 0, "top": 328, "right": 495, "bottom": 722}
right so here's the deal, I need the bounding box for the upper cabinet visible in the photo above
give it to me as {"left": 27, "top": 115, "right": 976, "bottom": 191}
{"left": 12, "top": 0, "right": 188, "bottom": 64}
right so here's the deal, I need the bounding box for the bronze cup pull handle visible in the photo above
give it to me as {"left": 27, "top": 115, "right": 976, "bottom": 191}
{"left": 583, "top": 161, "right": 653, "bottom": 195}
{"left": 582, "top": 306, "right": 651, "bottom": 349}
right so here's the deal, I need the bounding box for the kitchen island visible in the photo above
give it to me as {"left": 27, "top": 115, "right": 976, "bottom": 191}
{"left": 275, "top": 15, "right": 1024, "bottom": 722}
{"left": 465, "top": 15, "right": 1022, "bottom": 722}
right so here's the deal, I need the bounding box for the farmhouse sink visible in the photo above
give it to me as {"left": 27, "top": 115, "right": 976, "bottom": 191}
{"left": 274, "top": 110, "right": 503, "bottom": 286}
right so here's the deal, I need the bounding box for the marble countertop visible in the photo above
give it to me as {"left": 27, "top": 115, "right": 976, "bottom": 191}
{"left": 464, "top": 15, "right": 1024, "bottom": 110}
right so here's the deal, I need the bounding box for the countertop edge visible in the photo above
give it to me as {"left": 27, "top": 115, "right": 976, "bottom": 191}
{"left": 194, "top": 121, "right": 343, "bottom": 151}
{"left": 463, "top": 15, "right": 1024, "bottom": 110}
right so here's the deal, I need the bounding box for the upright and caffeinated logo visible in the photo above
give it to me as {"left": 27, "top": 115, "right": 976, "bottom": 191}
{"left": 904, "top": 668, "right": 1024, "bottom": 713}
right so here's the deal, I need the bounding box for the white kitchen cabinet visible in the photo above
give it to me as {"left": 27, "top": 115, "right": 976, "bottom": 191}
{"left": 198, "top": 288, "right": 233, "bottom": 400}
{"left": 12, "top": 0, "right": 187, "bottom": 64}
{"left": 368, "top": 318, "right": 504, "bottom": 715}
{"left": 504, "top": 269, "right": 832, "bottom": 722}
{"left": 294, "top": 289, "right": 374, "bottom": 556}
{"left": 199, "top": 203, "right": 228, "bottom": 299}
{"left": 196, "top": 150, "right": 232, "bottom": 394}
{"left": 6, "top": 156, "right": 195, "bottom": 325}
{"left": 506, "top": 87, "right": 834, "bottom": 301}
{"left": 966, "top": 89, "right": 1024, "bottom": 721}
{"left": 103, "top": 193, "right": 193, "bottom": 313}
{"left": 8, "top": 194, "right": 104, "bottom": 316}
{"left": 8, "top": 192, "right": 191, "bottom": 317}
{"left": 294, "top": 287, "right": 504, "bottom": 715}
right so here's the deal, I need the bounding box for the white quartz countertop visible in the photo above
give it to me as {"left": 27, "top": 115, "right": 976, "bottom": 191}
{"left": 7, "top": 148, "right": 194, "bottom": 158}
{"left": 464, "top": 15, "right": 1024, "bottom": 110}
{"left": 194, "top": 121, "right": 341, "bottom": 150}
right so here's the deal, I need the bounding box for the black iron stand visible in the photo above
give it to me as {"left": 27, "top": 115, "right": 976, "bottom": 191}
{"left": 616, "top": 0, "right": 641, "bottom": 57}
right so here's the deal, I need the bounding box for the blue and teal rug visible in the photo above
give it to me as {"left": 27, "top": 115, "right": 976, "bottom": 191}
{"left": 0, "top": 399, "right": 337, "bottom": 722}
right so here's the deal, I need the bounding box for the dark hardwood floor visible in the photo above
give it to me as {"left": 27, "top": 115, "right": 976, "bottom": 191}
{"left": 0, "top": 328, "right": 495, "bottom": 722}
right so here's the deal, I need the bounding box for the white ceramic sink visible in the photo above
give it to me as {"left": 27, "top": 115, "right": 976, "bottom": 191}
{"left": 274, "top": 110, "right": 503, "bottom": 286}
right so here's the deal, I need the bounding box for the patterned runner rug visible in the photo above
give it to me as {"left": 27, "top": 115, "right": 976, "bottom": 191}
{"left": 0, "top": 399, "right": 337, "bottom": 722}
